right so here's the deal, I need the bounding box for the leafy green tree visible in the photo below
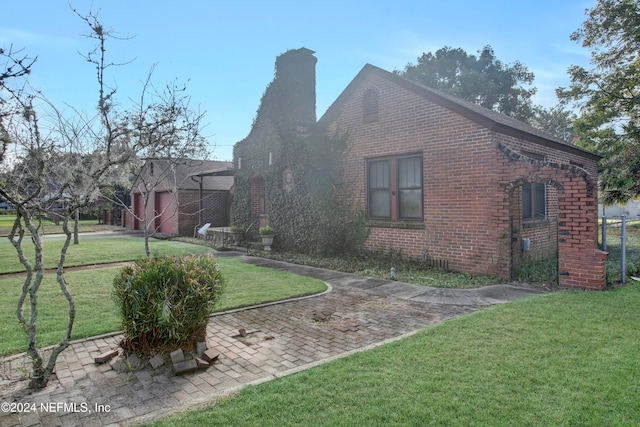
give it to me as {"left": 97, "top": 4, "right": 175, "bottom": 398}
{"left": 559, "top": 0, "right": 640, "bottom": 204}
{"left": 529, "top": 104, "right": 577, "bottom": 142}
{"left": 398, "top": 45, "right": 536, "bottom": 121}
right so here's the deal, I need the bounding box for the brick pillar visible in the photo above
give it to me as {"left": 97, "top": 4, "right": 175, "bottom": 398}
{"left": 557, "top": 177, "right": 607, "bottom": 290}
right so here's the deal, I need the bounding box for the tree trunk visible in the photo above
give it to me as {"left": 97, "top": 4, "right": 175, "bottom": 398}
{"left": 144, "top": 218, "right": 151, "bottom": 258}
{"left": 12, "top": 211, "right": 47, "bottom": 388}
{"left": 73, "top": 208, "right": 79, "bottom": 245}
{"left": 10, "top": 209, "right": 76, "bottom": 389}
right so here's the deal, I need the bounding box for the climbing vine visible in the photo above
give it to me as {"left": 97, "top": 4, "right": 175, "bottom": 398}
{"left": 231, "top": 48, "right": 368, "bottom": 255}
{"left": 232, "top": 126, "right": 367, "bottom": 255}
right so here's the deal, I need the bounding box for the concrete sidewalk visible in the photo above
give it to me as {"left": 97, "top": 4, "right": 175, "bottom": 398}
{"left": 0, "top": 255, "right": 546, "bottom": 427}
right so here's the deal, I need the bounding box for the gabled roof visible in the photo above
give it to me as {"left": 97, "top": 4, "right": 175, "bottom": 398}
{"left": 319, "top": 64, "right": 601, "bottom": 161}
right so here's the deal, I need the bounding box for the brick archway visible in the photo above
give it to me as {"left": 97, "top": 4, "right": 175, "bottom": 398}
{"left": 507, "top": 176, "right": 562, "bottom": 285}
{"left": 498, "top": 142, "right": 607, "bottom": 290}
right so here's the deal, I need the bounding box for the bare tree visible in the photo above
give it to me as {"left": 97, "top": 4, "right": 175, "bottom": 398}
{"left": 0, "top": 7, "right": 207, "bottom": 388}
{"left": 72, "top": 10, "right": 209, "bottom": 257}
{"left": 0, "top": 45, "right": 36, "bottom": 165}
{"left": 0, "top": 46, "right": 77, "bottom": 388}
{"left": 105, "top": 70, "right": 209, "bottom": 257}
{"left": 0, "top": 81, "right": 119, "bottom": 389}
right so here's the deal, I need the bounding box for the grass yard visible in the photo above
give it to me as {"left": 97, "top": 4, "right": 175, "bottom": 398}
{"left": 0, "top": 251, "right": 326, "bottom": 356}
{"left": 149, "top": 284, "right": 640, "bottom": 426}
{"left": 0, "top": 235, "right": 215, "bottom": 274}
{"left": 214, "top": 257, "right": 326, "bottom": 310}
{"left": 0, "top": 215, "right": 100, "bottom": 236}
{"left": 0, "top": 268, "right": 122, "bottom": 355}
{"left": 2, "top": 226, "right": 638, "bottom": 424}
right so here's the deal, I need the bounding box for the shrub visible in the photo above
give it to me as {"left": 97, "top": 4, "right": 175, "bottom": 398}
{"left": 113, "top": 254, "right": 225, "bottom": 355}
{"left": 259, "top": 225, "right": 273, "bottom": 235}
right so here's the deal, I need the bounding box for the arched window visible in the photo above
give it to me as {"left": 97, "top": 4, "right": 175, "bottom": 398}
{"left": 363, "top": 89, "right": 379, "bottom": 123}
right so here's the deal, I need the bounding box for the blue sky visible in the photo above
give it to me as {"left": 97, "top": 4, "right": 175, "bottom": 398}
{"left": 2, "top": 0, "right": 595, "bottom": 161}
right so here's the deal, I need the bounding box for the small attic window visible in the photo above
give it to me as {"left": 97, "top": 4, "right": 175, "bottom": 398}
{"left": 363, "top": 89, "right": 379, "bottom": 123}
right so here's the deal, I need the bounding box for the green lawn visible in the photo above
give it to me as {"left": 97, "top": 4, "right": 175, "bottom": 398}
{"left": 0, "top": 235, "right": 214, "bottom": 274}
{"left": 0, "top": 215, "right": 101, "bottom": 236}
{"left": 0, "top": 247, "right": 326, "bottom": 356}
{"left": 150, "top": 284, "right": 640, "bottom": 426}
{"left": 214, "top": 257, "right": 326, "bottom": 310}
{"left": 0, "top": 268, "right": 122, "bottom": 355}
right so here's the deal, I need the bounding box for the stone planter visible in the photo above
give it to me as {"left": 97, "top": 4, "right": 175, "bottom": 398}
{"left": 261, "top": 234, "right": 274, "bottom": 251}
{"left": 233, "top": 231, "right": 243, "bottom": 245}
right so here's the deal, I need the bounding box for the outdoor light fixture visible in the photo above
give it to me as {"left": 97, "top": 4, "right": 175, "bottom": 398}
{"left": 390, "top": 267, "right": 396, "bottom": 280}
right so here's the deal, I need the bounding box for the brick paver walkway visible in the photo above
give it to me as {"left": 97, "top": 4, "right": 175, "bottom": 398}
{"left": 0, "top": 256, "right": 545, "bottom": 426}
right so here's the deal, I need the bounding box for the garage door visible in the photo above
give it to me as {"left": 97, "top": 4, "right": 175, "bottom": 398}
{"left": 155, "top": 191, "right": 175, "bottom": 234}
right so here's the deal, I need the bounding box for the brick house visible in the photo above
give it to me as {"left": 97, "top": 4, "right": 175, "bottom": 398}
{"left": 233, "top": 48, "right": 607, "bottom": 289}
{"left": 129, "top": 159, "right": 233, "bottom": 236}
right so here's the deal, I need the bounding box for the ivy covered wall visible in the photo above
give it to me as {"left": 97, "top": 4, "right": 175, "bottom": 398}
{"left": 231, "top": 48, "right": 367, "bottom": 254}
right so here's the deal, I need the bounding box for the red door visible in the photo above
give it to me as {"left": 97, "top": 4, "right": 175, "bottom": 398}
{"left": 133, "top": 193, "right": 143, "bottom": 230}
{"left": 155, "top": 191, "right": 175, "bottom": 234}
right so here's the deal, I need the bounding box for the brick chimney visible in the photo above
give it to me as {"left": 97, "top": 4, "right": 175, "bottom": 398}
{"left": 272, "top": 48, "right": 317, "bottom": 128}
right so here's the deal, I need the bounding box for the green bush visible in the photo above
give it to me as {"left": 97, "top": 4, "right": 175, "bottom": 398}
{"left": 259, "top": 225, "right": 273, "bottom": 235}
{"left": 113, "top": 254, "right": 225, "bottom": 355}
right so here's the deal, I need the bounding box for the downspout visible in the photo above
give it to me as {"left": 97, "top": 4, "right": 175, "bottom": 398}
{"left": 191, "top": 175, "right": 203, "bottom": 227}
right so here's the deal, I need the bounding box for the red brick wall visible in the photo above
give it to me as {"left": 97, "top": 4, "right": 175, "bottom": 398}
{"left": 128, "top": 190, "right": 231, "bottom": 237}
{"left": 329, "top": 73, "right": 506, "bottom": 277}
{"left": 123, "top": 209, "right": 134, "bottom": 230}
{"left": 178, "top": 190, "right": 231, "bottom": 236}
{"left": 325, "top": 71, "right": 606, "bottom": 289}
{"left": 558, "top": 176, "right": 606, "bottom": 290}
